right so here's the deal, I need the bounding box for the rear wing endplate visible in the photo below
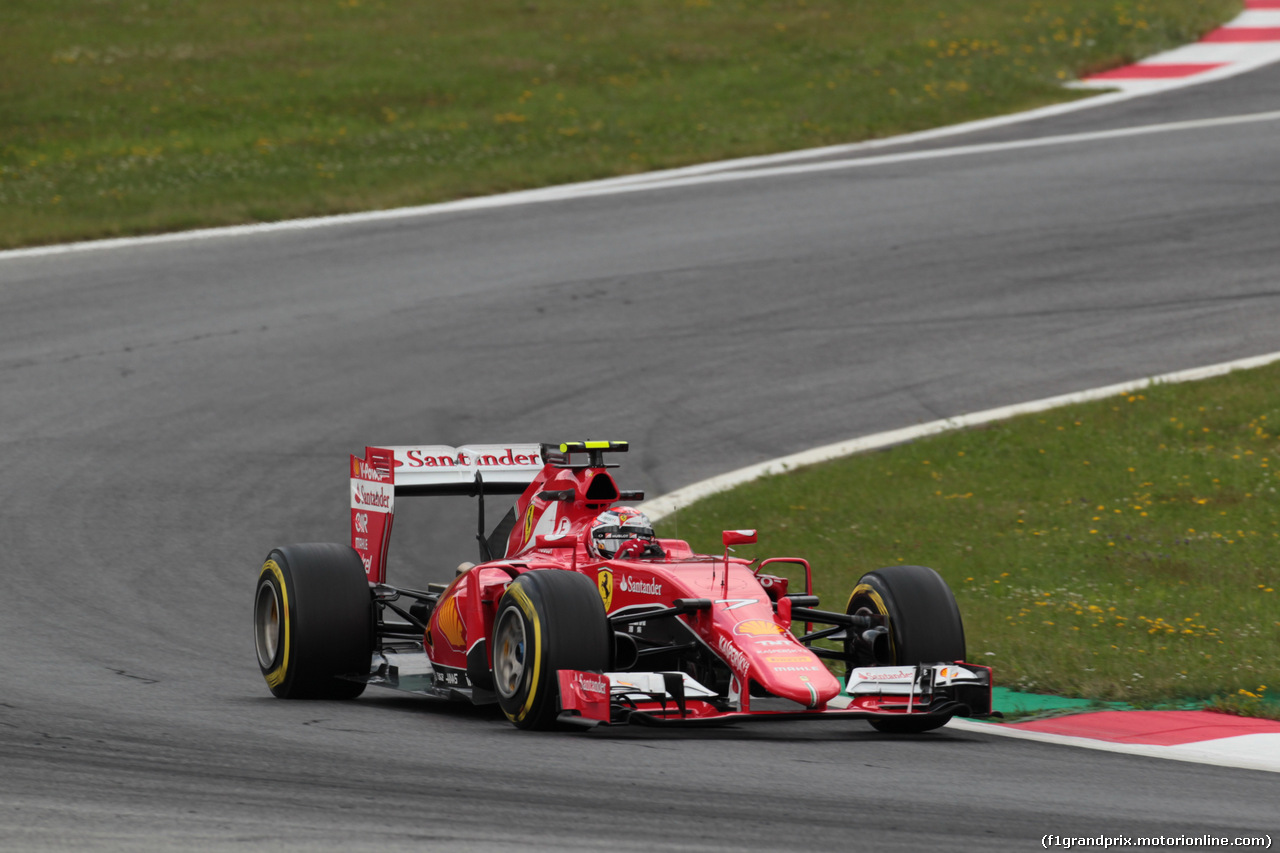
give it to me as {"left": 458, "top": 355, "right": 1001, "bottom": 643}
{"left": 349, "top": 444, "right": 545, "bottom": 582}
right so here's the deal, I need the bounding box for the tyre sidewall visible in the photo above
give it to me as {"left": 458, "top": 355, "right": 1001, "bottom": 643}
{"left": 847, "top": 565, "right": 965, "bottom": 665}
{"left": 493, "top": 578, "right": 549, "bottom": 728}
{"left": 847, "top": 565, "right": 966, "bottom": 734}
{"left": 493, "top": 570, "right": 609, "bottom": 729}
{"left": 255, "top": 558, "right": 295, "bottom": 697}
{"left": 255, "top": 544, "right": 373, "bottom": 700}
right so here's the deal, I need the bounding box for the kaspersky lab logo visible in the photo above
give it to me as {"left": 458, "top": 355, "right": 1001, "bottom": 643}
{"left": 618, "top": 575, "right": 662, "bottom": 596}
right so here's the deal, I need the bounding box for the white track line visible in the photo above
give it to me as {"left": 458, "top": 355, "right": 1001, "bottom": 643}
{"left": 8, "top": 1, "right": 1280, "bottom": 264}
{"left": 0, "top": 94, "right": 1139, "bottom": 262}
{"left": 6, "top": 106, "right": 1280, "bottom": 264}
{"left": 947, "top": 719, "right": 1280, "bottom": 774}
{"left": 640, "top": 350, "right": 1280, "bottom": 520}
{"left": 642, "top": 352, "right": 1280, "bottom": 773}
{"left": 576, "top": 109, "right": 1280, "bottom": 190}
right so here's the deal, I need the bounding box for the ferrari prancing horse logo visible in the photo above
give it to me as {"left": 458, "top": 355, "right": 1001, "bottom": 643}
{"left": 522, "top": 503, "right": 537, "bottom": 546}
{"left": 597, "top": 569, "right": 613, "bottom": 611}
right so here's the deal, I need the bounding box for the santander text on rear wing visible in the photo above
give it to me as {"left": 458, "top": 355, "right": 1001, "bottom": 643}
{"left": 350, "top": 445, "right": 545, "bottom": 582}
{"left": 385, "top": 444, "right": 546, "bottom": 495}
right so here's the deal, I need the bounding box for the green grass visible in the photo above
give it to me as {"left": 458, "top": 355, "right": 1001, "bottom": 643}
{"left": 0, "top": 0, "right": 1240, "bottom": 248}
{"left": 656, "top": 363, "right": 1280, "bottom": 714}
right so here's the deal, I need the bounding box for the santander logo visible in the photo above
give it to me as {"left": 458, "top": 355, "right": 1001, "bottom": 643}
{"left": 618, "top": 575, "right": 662, "bottom": 596}
{"left": 578, "top": 674, "right": 609, "bottom": 695}
{"left": 855, "top": 669, "right": 917, "bottom": 682}
{"left": 398, "top": 447, "right": 543, "bottom": 469}
{"left": 353, "top": 484, "right": 391, "bottom": 508}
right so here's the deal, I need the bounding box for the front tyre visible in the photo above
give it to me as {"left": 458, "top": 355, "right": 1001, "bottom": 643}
{"left": 492, "top": 570, "right": 610, "bottom": 730}
{"left": 846, "top": 565, "right": 965, "bottom": 734}
{"left": 254, "top": 543, "right": 373, "bottom": 700}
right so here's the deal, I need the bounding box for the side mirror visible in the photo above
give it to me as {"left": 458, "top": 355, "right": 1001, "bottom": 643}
{"left": 722, "top": 529, "right": 758, "bottom": 547}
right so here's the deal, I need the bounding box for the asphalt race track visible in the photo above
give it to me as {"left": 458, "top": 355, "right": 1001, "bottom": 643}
{"left": 3, "top": 62, "right": 1280, "bottom": 850}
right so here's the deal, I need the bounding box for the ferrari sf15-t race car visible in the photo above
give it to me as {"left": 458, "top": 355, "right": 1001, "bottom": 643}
{"left": 253, "top": 441, "right": 992, "bottom": 731}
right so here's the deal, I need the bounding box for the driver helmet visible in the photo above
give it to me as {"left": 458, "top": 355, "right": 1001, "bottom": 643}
{"left": 590, "top": 507, "right": 656, "bottom": 558}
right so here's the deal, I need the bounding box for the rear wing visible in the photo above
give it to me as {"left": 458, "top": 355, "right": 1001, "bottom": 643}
{"left": 350, "top": 445, "right": 545, "bottom": 582}
{"left": 384, "top": 444, "right": 545, "bottom": 496}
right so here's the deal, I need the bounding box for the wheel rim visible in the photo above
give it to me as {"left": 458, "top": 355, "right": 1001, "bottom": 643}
{"left": 493, "top": 608, "right": 527, "bottom": 699}
{"left": 848, "top": 584, "right": 896, "bottom": 663}
{"left": 254, "top": 581, "right": 282, "bottom": 670}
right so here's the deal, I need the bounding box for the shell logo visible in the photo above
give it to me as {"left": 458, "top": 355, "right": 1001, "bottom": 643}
{"left": 351, "top": 458, "right": 361, "bottom": 478}
{"left": 734, "top": 619, "right": 783, "bottom": 637}
{"left": 435, "top": 597, "right": 466, "bottom": 649}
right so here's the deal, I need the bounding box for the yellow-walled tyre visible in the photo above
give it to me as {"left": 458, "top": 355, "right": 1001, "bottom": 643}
{"left": 845, "top": 565, "right": 965, "bottom": 734}
{"left": 254, "top": 543, "right": 373, "bottom": 700}
{"left": 491, "top": 570, "right": 610, "bottom": 730}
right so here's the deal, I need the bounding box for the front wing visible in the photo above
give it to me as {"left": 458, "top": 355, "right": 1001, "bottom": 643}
{"left": 556, "top": 663, "right": 993, "bottom": 727}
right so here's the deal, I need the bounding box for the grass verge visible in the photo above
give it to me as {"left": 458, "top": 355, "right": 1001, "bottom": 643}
{"left": 1, "top": 0, "right": 1240, "bottom": 248}
{"left": 656, "top": 362, "right": 1280, "bottom": 716}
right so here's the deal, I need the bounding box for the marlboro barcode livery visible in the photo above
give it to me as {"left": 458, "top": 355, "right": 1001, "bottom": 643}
{"left": 253, "top": 441, "right": 993, "bottom": 730}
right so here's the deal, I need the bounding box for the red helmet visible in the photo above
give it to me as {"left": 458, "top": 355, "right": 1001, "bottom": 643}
{"left": 589, "top": 507, "right": 656, "bottom": 558}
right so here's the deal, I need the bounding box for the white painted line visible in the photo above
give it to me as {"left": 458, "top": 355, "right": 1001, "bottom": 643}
{"left": 0, "top": 92, "right": 1140, "bottom": 262}
{"left": 7, "top": 0, "right": 1280, "bottom": 265}
{"left": 1168, "top": 732, "right": 1280, "bottom": 766}
{"left": 640, "top": 349, "right": 1280, "bottom": 521}
{"left": 947, "top": 718, "right": 1280, "bottom": 774}
{"left": 642, "top": 349, "right": 1280, "bottom": 774}
{"left": 7, "top": 107, "right": 1279, "bottom": 265}
{"left": 1232, "top": 10, "right": 1280, "bottom": 26}
{"left": 574, "top": 110, "right": 1280, "bottom": 193}
{"left": 1149, "top": 42, "right": 1280, "bottom": 64}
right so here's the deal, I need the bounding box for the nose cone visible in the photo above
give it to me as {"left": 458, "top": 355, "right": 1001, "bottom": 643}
{"left": 751, "top": 649, "right": 841, "bottom": 708}
{"left": 708, "top": 584, "right": 840, "bottom": 709}
{"left": 719, "top": 628, "right": 841, "bottom": 709}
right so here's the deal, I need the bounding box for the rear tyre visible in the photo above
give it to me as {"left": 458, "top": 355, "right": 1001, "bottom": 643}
{"left": 845, "top": 565, "right": 965, "bottom": 734}
{"left": 254, "top": 543, "right": 373, "bottom": 699}
{"left": 492, "top": 570, "right": 610, "bottom": 730}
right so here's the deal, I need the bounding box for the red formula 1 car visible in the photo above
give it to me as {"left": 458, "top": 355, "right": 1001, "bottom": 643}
{"left": 253, "top": 441, "right": 992, "bottom": 731}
